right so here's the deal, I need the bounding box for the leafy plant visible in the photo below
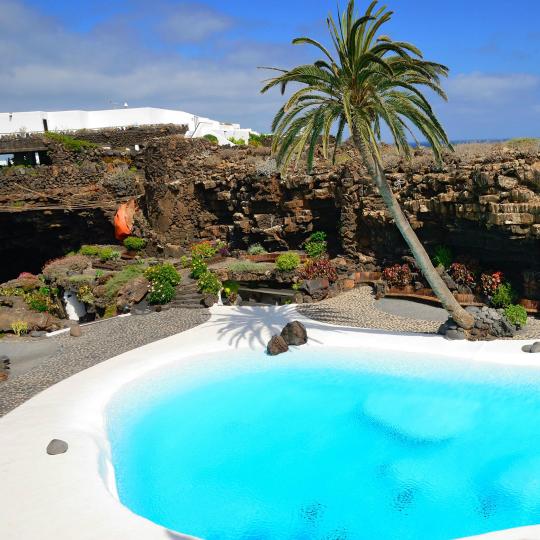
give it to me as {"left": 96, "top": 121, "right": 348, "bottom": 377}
{"left": 197, "top": 271, "right": 222, "bottom": 295}
{"left": 77, "top": 284, "right": 95, "bottom": 304}
{"left": 11, "top": 320, "right": 28, "bottom": 336}
{"left": 491, "top": 283, "right": 516, "bottom": 308}
{"left": 79, "top": 245, "right": 120, "bottom": 261}
{"left": 276, "top": 252, "right": 301, "bottom": 272}
{"left": 222, "top": 280, "right": 240, "bottom": 297}
{"left": 203, "top": 134, "right": 218, "bottom": 144}
{"left": 147, "top": 281, "right": 176, "bottom": 305}
{"left": 299, "top": 259, "right": 338, "bottom": 282}
{"left": 504, "top": 304, "right": 528, "bottom": 328}
{"left": 432, "top": 245, "right": 453, "bottom": 269}
{"left": 95, "top": 270, "right": 104, "bottom": 279}
{"left": 0, "top": 286, "right": 25, "bottom": 297}
{"left": 304, "top": 231, "right": 328, "bottom": 259}
{"left": 215, "top": 240, "right": 230, "bottom": 257}
{"left": 180, "top": 255, "right": 191, "bottom": 268}
{"left": 228, "top": 137, "right": 247, "bottom": 145}
{"left": 382, "top": 264, "right": 413, "bottom": 288}
{"left": 247, "top": 243, "right": 267, "bottom": 255}
{"left": 144, "top": 264, "right": 181, "bottom": 287}
{"left": 191, "top": 241, "right": 217, "bottom": 260}
{"left": 190, "top": 257, "right": 208, "bottom": 279}
{"left": 104, "top": 265, "right": 145, "bottom": 299}
{"left": 123, "top": 237, "right": 146, "bottom": 251}
{"left": 448, "top": 263, "right": 476, "bottom": 287}
{"left": 228, "top": 261, "right": 274, "bottom": 274}
{"left": 25, "top": 288, "right": 54, "bottom": 313}
{"left": 79, "top": 245, "right": 101, "bottom": 256}
{"left": 103, "top": 303, "right": 117, "bottom": 319}
{"left": 98, "top": 247, "right": 121, "bottom": 262}
{"left": 480, "top": 272, "right": 504, "bottom": 297}
{"left": 45, "top": 132, "right": 98, "bottom": 152}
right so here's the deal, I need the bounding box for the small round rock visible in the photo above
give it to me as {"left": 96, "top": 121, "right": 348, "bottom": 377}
{"left": 46, "top": 439, "right": 68, "bottom": 455}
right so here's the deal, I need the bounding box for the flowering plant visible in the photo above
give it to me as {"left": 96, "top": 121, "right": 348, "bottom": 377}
{"left": 448, "top": 263, "right": 476, "bottom": 287}
{"left": 382, "top": 264, "right": 412, "bottom": 288}
{"left": 191, "top": 241, "right": 217, "bottom": 260}
{"left": 480, "top": 271, "right": 504, "bottom": 297}
{"left": 299, "top": 258, "right": 338, "bottom": 282}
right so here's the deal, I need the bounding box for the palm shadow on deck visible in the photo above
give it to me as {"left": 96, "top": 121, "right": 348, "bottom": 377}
{"left": 205, "top": 305, "right": 440, "bottom": 349}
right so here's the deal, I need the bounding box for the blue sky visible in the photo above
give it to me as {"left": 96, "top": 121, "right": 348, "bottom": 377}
{"left": 2, "top": 0, "right": 540, "bottom": 139}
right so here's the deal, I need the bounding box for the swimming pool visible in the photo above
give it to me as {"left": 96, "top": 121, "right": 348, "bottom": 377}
{"left": 107, "top": 346, "right": 540, "bottom": 540}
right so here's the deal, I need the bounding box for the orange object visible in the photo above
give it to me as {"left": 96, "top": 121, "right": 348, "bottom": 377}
{"left": 114, "top": 200, "right": 137, "bottom": 240}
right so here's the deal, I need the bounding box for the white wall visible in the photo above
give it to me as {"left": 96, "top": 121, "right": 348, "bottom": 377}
{"left": 0, "top": 107, "right": 255, "bottom": 146}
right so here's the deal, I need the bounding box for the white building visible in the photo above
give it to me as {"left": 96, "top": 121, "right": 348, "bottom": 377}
{"left": 0, "top": 107, "right": 255, "bottom": 146}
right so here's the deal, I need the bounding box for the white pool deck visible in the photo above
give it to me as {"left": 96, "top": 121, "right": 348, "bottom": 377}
{"left": 1, "top": 305, "right": 540, "bottom": 540}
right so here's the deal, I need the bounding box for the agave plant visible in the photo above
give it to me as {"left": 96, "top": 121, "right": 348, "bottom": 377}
{"left": 261, "top": 0, "right": 474, "bottom": 329}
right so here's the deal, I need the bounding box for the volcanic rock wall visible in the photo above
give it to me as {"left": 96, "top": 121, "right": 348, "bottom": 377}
{"left": 143, "top": 137, "right": 540, "bottom": 277}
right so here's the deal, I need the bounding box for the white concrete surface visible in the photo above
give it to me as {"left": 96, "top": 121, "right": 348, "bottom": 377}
{"left": 1, "top": 305, "right": 540, "bottom": 539}
{"left": 0, "top": 107, "right": 254, "bottom": 146}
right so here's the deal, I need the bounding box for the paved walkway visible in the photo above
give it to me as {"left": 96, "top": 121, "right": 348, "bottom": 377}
{"left": 0, "top": 307, "right": 209, "bottom": 416}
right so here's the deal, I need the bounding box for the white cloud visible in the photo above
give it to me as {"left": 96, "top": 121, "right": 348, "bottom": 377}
{"left": 446, "top": 72, "right": 540, "bottom": 105}
{"left": 0, "top": 0, "right": 301, "bottom": 132}
{"left": 158, "top": 3, "right": 233, "bottom": 42}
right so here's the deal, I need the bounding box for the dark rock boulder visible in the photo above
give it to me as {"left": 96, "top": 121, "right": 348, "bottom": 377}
{"left": 438, "top": 319, "right": 466, "bottom": 340}
{"left": 116, "top": 276, "right": 150, "bottom": 311}
{"left": 69, "top": 323, "right": 82, "bottom": 337}
{"left": 281, "top": 321, "right": 308, "bottom": 346}
{"left": 46, "top": 439, "right": 68, "bottom": 455}
{"left": 202, "top": 294, "right": 218, "bottom": 308}
{"left": 0, "top": 296, "right": 65, "bottom": 333}
{"left": 301, "top": 278, "right": 330, "bottom": 296}
{"left": 267, "top": 335, "right": 289, "bottom": 356}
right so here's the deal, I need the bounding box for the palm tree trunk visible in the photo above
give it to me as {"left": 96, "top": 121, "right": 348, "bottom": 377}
{"left": 351, "top": 130, "right": 475, "bottom": 330}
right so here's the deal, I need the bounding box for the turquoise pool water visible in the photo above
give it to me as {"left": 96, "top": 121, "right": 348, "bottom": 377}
{"left": 107, "top": 347, "right": 540, "bottom": 539}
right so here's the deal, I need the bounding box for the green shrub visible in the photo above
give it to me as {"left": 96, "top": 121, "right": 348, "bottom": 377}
{"left": 11, "top": 320, "right": 28, "bottom": 336}
{"left": 79, "top": 245, "right": 100, "bottom": 257}
{"left": 223, "top": 280, "right": 240, "bottom": 297}
{"left": 77, "top": 284, "right": 95, "bottom": 304}
{"left": 432, "top": 245, "right": 453, "bottom": 269}
{"left": 304, "top": 231, "right": 327, "bottom": 259}
{"left": 197, "top": 271, "right": 222, "bottom": 295}
{"left": 504, "top": 304, "right": 528, "bottom": 328}
{"left": 25, "top": 286, "right": 58, "bottom": 313}
{"left": 276, "top": 252, "right": 301, "bottom": 272}
{"left": 45, "top": 132, "right": 98, "bottom": 152}
{"left": 180, "top": 255, "right": 191, "bottom": 268}
{"left": 190, "top": 257, "right": 208, "bottom": 279}
{"left": 144, "top": 264, "right": 181, "bottom": 287}
{"left": 228, "top": 261, "right": 274, "bottom": 273}
{"left": 491, "top": 283, "right": 516, "bottom": 308}
{"left": 147, "top": 281, "right": 175, "bottom": 305}
{"left": 103, "top": 303, "right": 117, "bottom": 319}
{"left": 123, "top": 237, "right": 146, "bottom": 251}
{"left": 228, "top": 136, "right": 247, "bottom": 145}
{"left": 203, "top": 134, "right": 218, "bottom": 144}
{"left": 191, "top": 241, "right": 217, "bottom": 260}
{"left": 247, "top": 243, "right": 267, "bottom": 256}
{"left": 98, "top": 247, "right": 121, "bottom": 262}
{"left": 79, "top": 245, "right": 120, "bottom": 261}
{"left": 105, "top": 265, "right": 145, "bottom": 299}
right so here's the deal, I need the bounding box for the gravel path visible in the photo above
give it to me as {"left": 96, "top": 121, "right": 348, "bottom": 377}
{"left": 298, "top": 286, "right": 540, "bottom": 340}
{"left": 298, "top": 286, "right": 441, "bottom": 334}
{"left": 0, "top": 308, "right": 209, "bottom": 416}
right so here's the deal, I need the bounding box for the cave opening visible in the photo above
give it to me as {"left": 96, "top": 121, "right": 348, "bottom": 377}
{"left": 0, "top": 209, "right": 116, "bottom": 283}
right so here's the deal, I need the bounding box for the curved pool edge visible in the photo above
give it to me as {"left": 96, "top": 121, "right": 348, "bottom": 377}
{"left": 0, "top": 304, "right": 539, "bottom": 540}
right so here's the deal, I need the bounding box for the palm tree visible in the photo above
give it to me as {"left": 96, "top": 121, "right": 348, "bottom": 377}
{"left": 261, "top": 0, "right": 474, "bottom": 330}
